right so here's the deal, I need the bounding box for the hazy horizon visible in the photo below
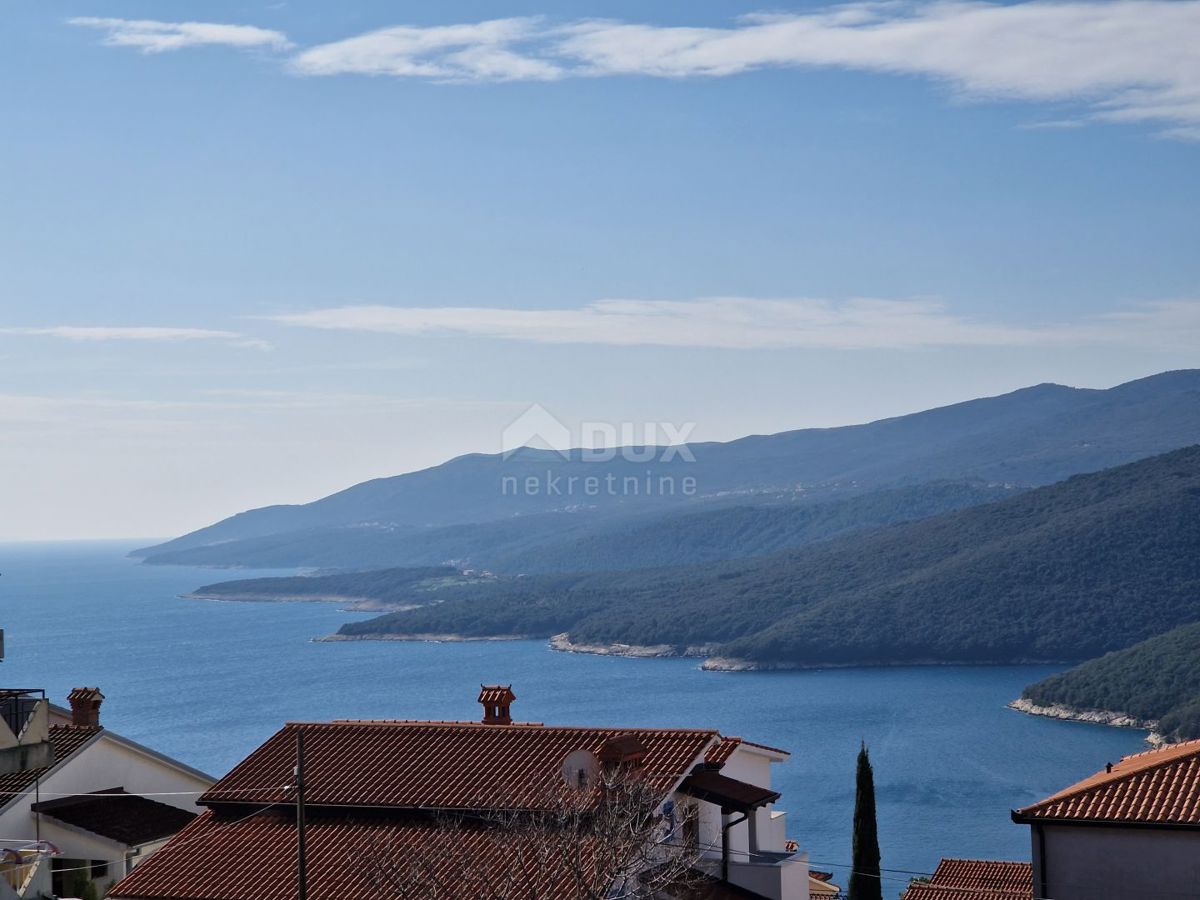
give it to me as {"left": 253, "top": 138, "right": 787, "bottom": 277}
{"left": 3, "top": 1, "right": 1199, "bottom": 540}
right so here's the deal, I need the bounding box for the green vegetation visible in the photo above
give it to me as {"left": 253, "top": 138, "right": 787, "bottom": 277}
{"left": 849, "top": 743, "right": 882, "bottom": 900}
{"left": 337, "top": 446, "right": 1200, "bottom": 669}
{"left": 192, "top": 566, "right": 465, "bottom": 605}
{"left": 1022, "top": 621, "right": 1200, "bottom": 741}
{"left": 146, "top": 481, "right": 1020, "bottom": 572}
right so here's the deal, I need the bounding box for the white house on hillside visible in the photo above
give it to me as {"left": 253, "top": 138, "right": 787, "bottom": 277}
{"left": 0, "top": 687, "right": 213, "bottom": 899}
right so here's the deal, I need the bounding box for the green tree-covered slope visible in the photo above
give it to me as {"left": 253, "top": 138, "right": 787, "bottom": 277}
{"left": 336, "top": 446, "right": 1200, "bottom": 668}
{"left": 1022, "top": 622, "right": 1200, "bottom": 741}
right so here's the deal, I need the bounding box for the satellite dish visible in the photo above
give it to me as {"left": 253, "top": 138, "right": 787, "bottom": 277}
{"left": 561, "top": 749, "right": 600, "bottom": 790}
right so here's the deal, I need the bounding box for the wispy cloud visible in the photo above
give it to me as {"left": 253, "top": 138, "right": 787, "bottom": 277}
{"left": 68, "top": 17, "right": 291, "bottom": 54}
{"left": 264, "top": 297, "right": 1200, "bottom": 352}
{"left": 291, "top": 17, "right": 560, "bottom": 82}
{"left": 0, "top": 326, "right": 270, "bottom": 350}
{"left": 286, "top": 2, "right": 1200, "bottom": 135}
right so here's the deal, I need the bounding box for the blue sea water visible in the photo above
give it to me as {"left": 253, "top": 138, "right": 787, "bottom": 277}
{"left": 0, "top": 541, "right": 1147, "bottom": 896}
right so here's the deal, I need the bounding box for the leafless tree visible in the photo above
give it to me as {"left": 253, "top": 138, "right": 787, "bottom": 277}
{"left": 363, "top": 771, "right": 704, "bottom": 900}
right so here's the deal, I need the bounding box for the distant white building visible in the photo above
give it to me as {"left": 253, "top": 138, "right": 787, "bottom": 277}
{"left": 0, "top": 687, "right": 213, "bottom": 899}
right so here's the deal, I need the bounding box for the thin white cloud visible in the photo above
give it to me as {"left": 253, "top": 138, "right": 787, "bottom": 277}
{"left": 0, "top": 326, "right": 270, "bottom": 350}
{"left": 264, "top": 297, "right": 1200, "bottom": 352}
{"left": 290, "top": 17, "right": 560, "bottom": 81}
{"left": 288, "top": 2, "right": 1200, "bottom": 134}
{"left": 69, "top": 17, "right": 291, "bottom": 54}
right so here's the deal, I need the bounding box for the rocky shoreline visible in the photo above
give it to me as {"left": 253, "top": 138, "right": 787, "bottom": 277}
{"left": 548, "top": 632, "right": 715, "bottom": 659}
{"left": 1008, "top": 698, "right": 1162, "bottom": 744}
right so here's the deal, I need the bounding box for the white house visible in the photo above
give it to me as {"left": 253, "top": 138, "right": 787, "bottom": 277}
{"left": 0, "top": 688, "right": 213, "bottom": 899}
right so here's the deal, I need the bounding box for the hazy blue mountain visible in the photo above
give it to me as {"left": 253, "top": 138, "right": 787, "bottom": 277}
{"left": 142, "top": 481, "right": 1019, "bottom": 572}
{"left": 137, "top": 369, "right": 1200, "bottom": 568}
{"left": 336, "top": 445, "right": 1200, "bottom": 669}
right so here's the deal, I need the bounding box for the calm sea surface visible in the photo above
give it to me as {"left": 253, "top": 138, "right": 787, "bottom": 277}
{"left": 0, "top": 541, "right": 1146, "bottom": 896}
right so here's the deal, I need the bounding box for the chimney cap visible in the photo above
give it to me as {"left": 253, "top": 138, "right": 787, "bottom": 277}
{"left": 67, "top": 687, "right": 104, "bottom": 728}
{"left": 478, "top": 685, "right": 515, "bottom": 704}
{"left": 478, "top": 685, "right": 515, "bottom": 725}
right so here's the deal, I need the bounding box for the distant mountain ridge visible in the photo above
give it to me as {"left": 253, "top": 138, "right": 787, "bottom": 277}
{"left": 334, "top": 445, "right": 1200, "bottom": 670}
{"left": 136, "top": 369, "right": 1200, "bottom": 569}
{"left": 141, "top": 480, "right": 1020, "bottom": 572}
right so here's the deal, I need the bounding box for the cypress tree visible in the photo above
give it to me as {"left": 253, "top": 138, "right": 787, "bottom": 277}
{"left": 849, "top": 741, "right": 882, "bottom": 900}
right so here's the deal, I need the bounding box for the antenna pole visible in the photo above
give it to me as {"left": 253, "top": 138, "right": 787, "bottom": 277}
{"left": 296, "top": 731, "right": 308, "bottom": 900}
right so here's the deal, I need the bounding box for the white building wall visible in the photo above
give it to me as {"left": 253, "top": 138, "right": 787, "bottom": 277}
{"left": 0, "top": 732, "right": 212, "bottom": 896}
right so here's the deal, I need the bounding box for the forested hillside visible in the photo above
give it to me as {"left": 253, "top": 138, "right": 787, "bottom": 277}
{"left": 335, "top": 446, "right": 1200, "bottom": 668}
{"left": 1022, "top": 623, "right": 1200, "bottom": 741}
{"left": 161, "top": 480, "right": 1017, "bottom": 573}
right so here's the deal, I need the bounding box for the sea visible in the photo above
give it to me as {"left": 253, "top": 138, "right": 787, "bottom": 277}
{"left": 0, "top": 540, "right": 1147, "bottom": 897}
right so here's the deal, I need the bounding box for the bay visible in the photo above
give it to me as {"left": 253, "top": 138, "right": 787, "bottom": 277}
{"left": 0, "top": 541, "right": 1147, "bottom": 896}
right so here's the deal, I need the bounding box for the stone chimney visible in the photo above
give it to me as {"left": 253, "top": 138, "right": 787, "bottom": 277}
{"left": 478, "top": 685, "right": 515, "bottom": 725}
{"left": 67, "top": 687, "right": 104, "bottom": 728}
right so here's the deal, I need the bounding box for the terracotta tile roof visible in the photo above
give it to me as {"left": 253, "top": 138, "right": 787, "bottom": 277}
{"left": 109, "top": 808, "right": 617, "bottom": 900}
{"left": 0, "top": 724, "right": 101, "bottom": 806}
{"left": 204, "top": 721, "right": 720, "bottom": 810}
{"left": 705, "top": 736, "right": 789, "bottom": 767}
{"left": 1013, "top": 738, "right": 1200, "bottom": 825}
{"left": 707, "top": 737, "right": 741, "bottom": 765}
{"left": 32, "top": 788, "right": 196, "bottom": 846}
{"left": 900, "top": 858, "right": 1032, "bottom": 900}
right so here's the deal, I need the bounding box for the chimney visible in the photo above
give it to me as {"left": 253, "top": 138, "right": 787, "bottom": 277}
{"left": 478, "top": 685, "right": 515, "bottom": 725}
{"left": 67, "top": 687, "right": 104, "bottom": 728}
{"left": 599, "top": 734, "right": 648, "bottom": 772}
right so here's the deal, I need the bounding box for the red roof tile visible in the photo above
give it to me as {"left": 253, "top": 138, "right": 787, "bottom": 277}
{"left": 204, "top": 721, "right": 720, "bottom": 810}
{"left": 0, "top": 725, "right": 101, "bottom": 806}
{"left": 900, "top": 858, "right": 1032, "bottom": 900}
{"left": 109, "top": 808, "right": 615, "bottom": 900}
{"left": 1014, "top": 739, "right": 1200, "bottom": 825}
{"left": 705, "top": 736, "right": 789, "bottom": 767}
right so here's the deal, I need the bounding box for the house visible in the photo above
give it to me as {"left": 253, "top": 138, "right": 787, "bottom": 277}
{"left": 1011, "top": 738, "right": 1200, "bottom": 900}
{"left": 899, "top": 858, "right": 1032, "bottom": 900}
{"left": 0, "top": 687, "right": 214, "bottom": 899}
{"left": 110, "top": 685, "right": 816, "bottom": 900}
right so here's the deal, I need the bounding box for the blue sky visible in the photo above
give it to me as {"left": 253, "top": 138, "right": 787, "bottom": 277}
{"left": 1, "top": 1, "right": 1198, "bottom": 539}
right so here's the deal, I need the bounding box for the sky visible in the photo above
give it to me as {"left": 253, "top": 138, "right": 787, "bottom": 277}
{"left": 1, "top": 0, "right": 1198, "bottom": 541}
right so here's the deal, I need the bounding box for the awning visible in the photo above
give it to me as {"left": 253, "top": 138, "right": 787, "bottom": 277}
{"left": 678, "top": 770, "right": 780, "bottom": 813}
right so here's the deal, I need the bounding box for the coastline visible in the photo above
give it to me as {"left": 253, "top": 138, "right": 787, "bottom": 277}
{"left": 548, "top": 632, "right": 714, "bottom": 659}
{"left": 182, "top": 592, "right": 416, "bottom": 613}
{"left": 1008, "top": 698, "right": 1162, "bottom": 744}
{"left": 315, "top": 632, "right": 535, "bottom": 643}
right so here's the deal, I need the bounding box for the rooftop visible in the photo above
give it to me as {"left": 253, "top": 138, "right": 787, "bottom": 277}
{"left": 1013, "top": 738, "right": 1200, "bottom": 826}
{"left": 204, "top": 720, "right": 721, "bottom": 810}
{"left": 31, "top": 787, "right": 197, "bottom": 847}
{"left": 901, "top": 858, "right": 1032, "bottom": 900}
{"left": 0, "top": 724, "right": 101, "bottom": 807}
{"left": 110, "top": 808, "right": 616, "bottom": 900}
